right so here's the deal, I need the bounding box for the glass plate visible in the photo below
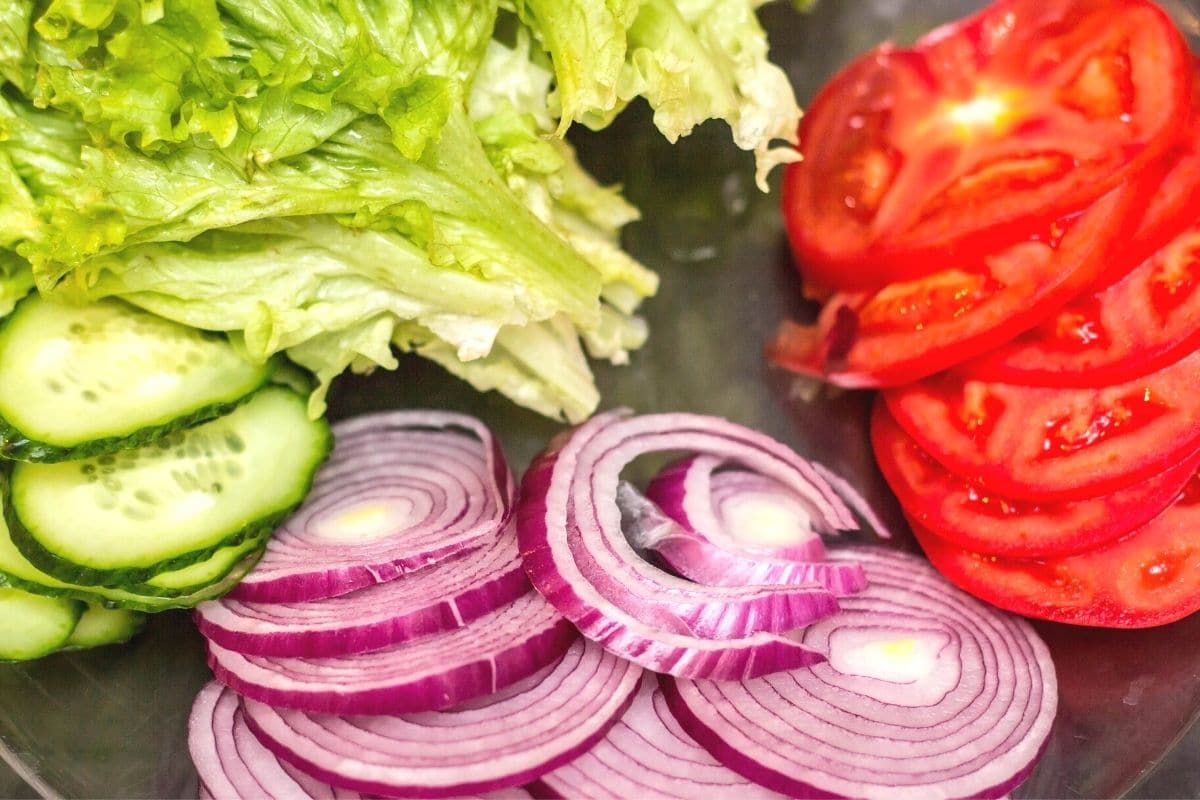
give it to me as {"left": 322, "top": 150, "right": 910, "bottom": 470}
{"left": 2, "top": 2, "right": 1199, "bottom": 797}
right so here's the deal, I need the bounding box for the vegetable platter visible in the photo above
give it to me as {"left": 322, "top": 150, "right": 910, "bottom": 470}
{"left": 4, "top": 1, "right": 1200, "bottom": 798}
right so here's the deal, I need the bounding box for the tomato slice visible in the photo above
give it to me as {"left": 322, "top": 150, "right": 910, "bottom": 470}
{"left": 957, "top": 86, "right": 1200, "bottom": 387}
{"left": 768, "top": 175, "right": 1149, "bottom": 388}
{"left": 872, "top": 400, "right": 1200, "bottom": 558}
{"left": 1123, "top": 69, "right": 1200, "bottom": 261}
{"left": 783, "top": 0, "right": 1191, "bottom": 294}
{"left": 912, "top": 472, "right": 1200, "bottom": 627}
{"left": 883, "top": 348, "right": 1200, "bottom": 500}
{"left": 961, "top": 214, "right": 1200, "bottom": 386}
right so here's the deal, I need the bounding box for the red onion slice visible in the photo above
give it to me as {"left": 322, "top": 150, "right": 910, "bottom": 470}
{"left": 196, "top": 524, "right": 529, "bottom": 657}
{"left": 207, "top": 590, "right": 576, "bottom": 715}
{"left": 231, "top": 411, "right": 515, "bottom": 603}
{"left": 519, "top": 409, "right": 855, "bottom": 680}
{"left": 637, "top": 457, "right": 867, "bottom": 595}
{"left": 189, "top": 682, "right": 366, "bottom": 800}
{"left": 242, "top": 638, "right": 643, "bottom": 799}
{"left": 811, "top": 461, "right": 897, "bottom": 540}
{"left": 661, "top": 546, "right": 1057, "bottom": 800}
{"left": 650, "top": 456, "right": 828, "bottom": 558}
{"left": 529, "top": 673, "right": 786, "bottom": 799}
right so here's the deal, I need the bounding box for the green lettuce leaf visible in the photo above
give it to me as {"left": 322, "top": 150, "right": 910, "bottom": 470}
{"left": 398, "top": 314, "right": 601, "bottom": 423}
{"left": 27, "top": 0, "right": 496, "bottom": 160}
{"left": 0, "top": 92, "right": 85, "bottom": 316}
{"left": 0, "top": 2, "right": 33, "bottom": 92}
{"left": 502, "top": 0, "right": 640, "bottom": 133}
{"left": 511, "top": 0, "right": 801, "bottom": 188}
{"left": 469, "top": 32, "right": 657, "bottom": 360}
{"left": 622, "top": 0, "right": 802, "bottom": 189}
{"left": 30, "top": 108, "right": 605, "bottom": 330}
{"left": 63, "top": 216, "right": 617, "bottom": 421}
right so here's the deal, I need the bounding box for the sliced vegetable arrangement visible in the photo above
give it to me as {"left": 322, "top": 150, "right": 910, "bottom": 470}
{"left": 776, "top": 0, "right": 1200, "bottom": 628}
{"left": 189, "top": 409, "right": 1058, "bottom": 798}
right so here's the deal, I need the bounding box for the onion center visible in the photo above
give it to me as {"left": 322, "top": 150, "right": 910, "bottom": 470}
{"left": 830, "top": 627, "right": 947, "bottom": 680}
{"left": 312, "top": 500, "right": 417, "bottom": 542}
{"left": 720, "top": 494, "right": 814, "bottom": 547}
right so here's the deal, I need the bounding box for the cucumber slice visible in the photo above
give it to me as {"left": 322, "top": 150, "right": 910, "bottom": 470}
{"left": 0, "top": 296, "right": 271, "bottom": 462}
{"left": 0, "top": 496, "right": 264, "bottom": 611}
{"left": 0, "top": 588, "right": 82, "bottom": 661}
{"left": 9, "top": 387, "right": 330, "bottom": 585}
{"left": 122, "top": 533, "right": 269, "bottom": 598}
{"left": 61, "top": 606, "right": 146, "bottom": 650}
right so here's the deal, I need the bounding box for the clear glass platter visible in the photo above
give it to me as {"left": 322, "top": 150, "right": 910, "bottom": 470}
{"left": 3, "top": 2, "right": 1200, "bottom": 797}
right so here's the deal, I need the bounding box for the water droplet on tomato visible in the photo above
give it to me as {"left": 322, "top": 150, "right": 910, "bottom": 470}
{"left": 964, "top": 483, "right": 1036, "bottom": 517}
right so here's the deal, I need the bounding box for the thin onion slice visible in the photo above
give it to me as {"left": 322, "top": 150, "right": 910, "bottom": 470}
{"left": 189, "top": 681, "right": 365, "bottom": 800}
{"left": 518, "top": 409, "right": 855, "bottom": 680}
{"left": 638, "top": 457, "right": 867, "bottom": 594}
{"left": 650, "top": 456, "right": 828, "bottom": 558}
{"left": 207, "top": 590, "right": 576, "bottom": 715}
{"left": 242, "top": 638, "right": 643, "bottom": 799}
{"left": 196, "top": 524, "right": 529, "bottom": 657}
{"left": 231, "top": 411, "right": 515, "bottom": 603}
{"left": 661, "top": 546, "right": 1057, "bottom": 800}
{"left": 812, "top": 461, "right": 897, "bottom": 540}
{"left": 529, "top": 673, "right": 786, "bottom": 799}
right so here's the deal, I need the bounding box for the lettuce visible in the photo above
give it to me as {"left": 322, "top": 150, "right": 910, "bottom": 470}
{"left": 1, "top": 0, "right": 802, "bottom": 421}
{"left": 0, "top": 92, "right": 84, "bottom": 317}
{"left": 623, "top": 0, "right": 803, "bottom": 189}
{"left": 0, "top": 2, "right": 33, "bottom": 92}
{"left": 514, "top": 0, "right": 802, "bottom": 188}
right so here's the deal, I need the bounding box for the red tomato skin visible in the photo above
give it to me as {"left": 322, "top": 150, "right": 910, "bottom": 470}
{"left": 872, "top": 400, "right": 1200, "bottom": 558}
{"left": 770, "top": 169, "right": 1156, "bottom": 388}
{"left": 784, "top": 0, "right": 1192, "bottom": 295}
{"left": 883, "top": 347, "right": 1200, "bottom": 501}
{"left": 912, "top": 483, "right": 1200, "bottom": 628}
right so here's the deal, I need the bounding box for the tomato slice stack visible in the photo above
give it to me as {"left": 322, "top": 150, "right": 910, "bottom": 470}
{"left": 774, "top": 0, "right": 1200, "bottom": 628}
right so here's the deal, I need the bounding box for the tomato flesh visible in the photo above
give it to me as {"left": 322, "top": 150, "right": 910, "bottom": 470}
{"left": 768, "top": 177, "right": 1146, "bottom": 388}
{"left": 872, "top": 400, "right": 1200, "bottom": 558}
{"left": 962, "top": 221, "right": 1200, "bottom": 386}
{"left": 883, "top": 348, "right": 1200, "bottom": 500}
{"left": 783, "top": 0, "right": 1191, "bottom": 295}
{"left": 913, "top": 474, "right": 1200, "bottom": 627}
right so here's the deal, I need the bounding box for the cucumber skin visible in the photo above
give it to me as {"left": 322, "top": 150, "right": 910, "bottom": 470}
{"left": 59, "top": 607, "right": 147, "bottom": 651}
{"left": 5, "top": 395, "right": 332, "bottom": 587}
{"left": 7, "top": 439, "right": 328, "bottom": 587}
{"left": 120, "top": 531, "right": 270, "bottom": 599}
{"left": 0, "top": 548, "right": 267, "bottom": 612}
{"left": 0, "top": 596, "right": 84, "bottom": 663}
{"left": 0, "top": 391, "right": 265, "bottom": 464}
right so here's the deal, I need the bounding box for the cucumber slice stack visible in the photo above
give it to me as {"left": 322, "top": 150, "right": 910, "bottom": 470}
{"left": 0, "top": 297, "right": 331, "bottom": 658}
{"left": 0, "top": 589, "right": 146, "bottom": 661}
